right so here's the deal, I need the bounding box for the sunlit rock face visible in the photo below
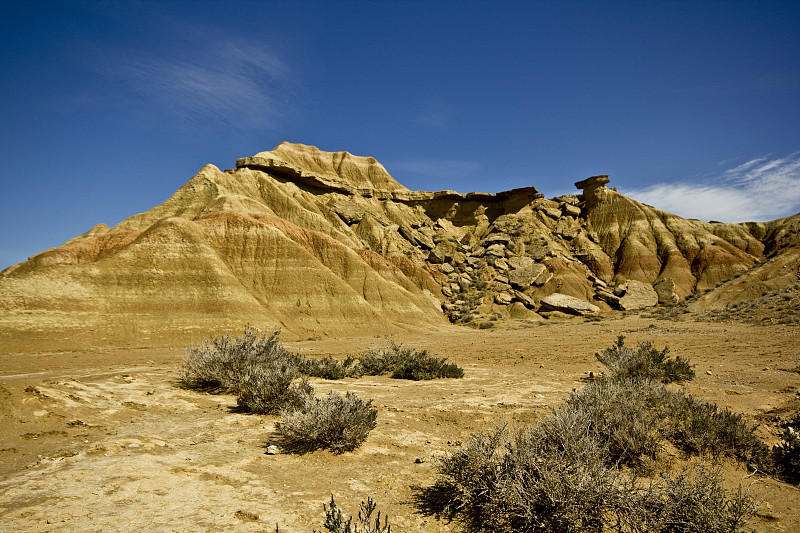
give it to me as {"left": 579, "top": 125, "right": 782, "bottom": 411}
{"left": 1, "top": 142, "right": 797, "bottom": 351}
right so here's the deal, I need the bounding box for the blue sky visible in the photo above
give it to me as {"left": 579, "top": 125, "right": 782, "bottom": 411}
{"left": 1, "top": 0, "right": 799, "bottom": 269}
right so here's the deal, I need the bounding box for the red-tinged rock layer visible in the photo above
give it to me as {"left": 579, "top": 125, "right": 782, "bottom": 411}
{"left": 1, "top": 143, "right": 798, "bottom": 352}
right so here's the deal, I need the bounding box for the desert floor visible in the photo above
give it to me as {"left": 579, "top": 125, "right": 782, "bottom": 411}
{"left": 1, "top": 316, "right": 799, "bottom": 532}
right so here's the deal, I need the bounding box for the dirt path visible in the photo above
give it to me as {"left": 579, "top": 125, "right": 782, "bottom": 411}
{"left": 1, "top": 317, "right": 799, "bottom": 531}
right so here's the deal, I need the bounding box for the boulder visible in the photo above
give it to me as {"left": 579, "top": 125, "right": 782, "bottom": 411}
{"left": 595, "top": 289, "right": 621, "bottom": 308}
{"left": 331, "top": 201, "right": 363, "bottom": 224}
{"left": 428, "top": 249, "right": 446, "bottom": 264}
{"left": 543, "top": 207, "right": 562, "bottom": 219}
{"left": 533, "top": 270, "right": 553, "bottom": 286}
{"left": 484, "top": 234, "right": 511, "bottom": 245}
{"left": 398, "top": 225, "right": 418, "bottom": 245}
{"left": 561, "top": 203, "right": 582, "bottom": 218}
{"left": 508, "top": 263, "right": 547, "bottom": 290}
{"left": 539, "top": 293, "right": 600, "bottom": 315}
{"left": 495, "top": 292, "right": 513, "bottom": 305}
{"left": 494, "top": 257, "right": 510, "bottom": 271}
{"left": 616, "top": 280, "right": 659, "bottom": 310}
{"left": 485, "top": 243, "right": 506, "bottom": 257}
{"left": 507, "top": 256, "right": 535, "bottom": 270}
{"left": 653, "top": 278, "right": 679, "bottom": 304}
{"left": 511, "top": 289, "right": 537, "bottom": 309}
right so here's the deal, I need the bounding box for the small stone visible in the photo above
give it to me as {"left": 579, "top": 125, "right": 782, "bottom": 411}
{"left": 266, "top": 445, "right": 279, "bottom": 455}
{"left": 706, "top": 370, "right": 713, "bottom": 375}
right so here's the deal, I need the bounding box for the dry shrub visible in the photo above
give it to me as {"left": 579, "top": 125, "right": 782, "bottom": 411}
{"left": 596, "top": 335, "right": 694, "bottom": 384}
{"left": 417, "top": 339, "right": 762, "bottom": 532}
{"left": 276, "top": 390, "right": 378, "bottom": 454}
{"left": 236, "top": 369, "right": 313, "bottom": 415}
{"left": 773, "top": 412, "right": 800, "bottom": 484}
{"left": 179, "top": 327, "right": 298, "bottom": 392}
{"left": 420, "top": 419, "right": 755, "bottom": 533}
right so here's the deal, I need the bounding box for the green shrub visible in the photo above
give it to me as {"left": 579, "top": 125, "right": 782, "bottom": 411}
{"left": 773, "top": 412, "right": 800, "bottom": 484}
{"left": 179, "top": 327, "right": 298, "bottom": 392}
{"left": 276, "top": 390, "right": 378, "bottom": 454}
{"left": 391, "top": 351, "right": 464, "bottom": 380}
{"left": 668, "top": 395, "right": 771, "bottom": 468}
{"left": 596, "top": 335, "right": 694, "bottom": 383}
{"left": 299, "top": 355, "right": 362, "bottom": 380}
{"left": 314, "top": 496, "right": 390, "bottom": 533}
{"left": 358, "top": 342, "right": 410, "bottom": 376}
{"left": 358, "top": 341, "right": 463, "bottom": 380}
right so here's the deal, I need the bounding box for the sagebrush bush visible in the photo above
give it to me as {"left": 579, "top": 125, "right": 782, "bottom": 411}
{"left": 416, "top": 338, "right": 764, "bottom": 532}
{"left": 314, "top": 496, "right": 391, "bottom": 533}
{"left": 630, "top": 464, "right": 757, "bottom": 533}
{"left": 358, "top": 341, "right": 464, "bottom": 380}
{"left": 670, "top": 396, "right": 771, "bottom": 467}
{"left": 276, "top": 390, "right": 378, "bottom": 454}
{"left": 236, "top": 368, "right": 313, "bottom": 415}
{"left": 358, "top": 342, "right": 411, "bottom": 376}
{"left": 179, "top": 327, "right": 298, "bottom": 392}
{"left": 773, "top": 412, "right": 800, "bottom": 484}
{"left": 566, "top": 377, "right": 769, "bottom": 470}
{"left": 596, "top": 335, "right": 694, "bottom": 383}
{"left": 421, "top": 418, "right": 755, "bottom": 533}
{"left": 566, "top": 378, "right": 668, "bottom": 468}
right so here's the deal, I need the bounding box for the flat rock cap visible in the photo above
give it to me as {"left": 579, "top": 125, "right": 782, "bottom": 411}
{"left": 574, "top": 175, "right": 610, "bottom": 190}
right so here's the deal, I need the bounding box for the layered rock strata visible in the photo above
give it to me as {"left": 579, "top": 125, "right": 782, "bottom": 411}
{"left": 1, "top": 142, "right": 798, "bottom": 351}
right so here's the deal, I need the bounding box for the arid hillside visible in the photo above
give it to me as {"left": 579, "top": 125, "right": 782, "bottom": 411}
{"left": 1, "top": 142, "right": 798, "bottom": 353}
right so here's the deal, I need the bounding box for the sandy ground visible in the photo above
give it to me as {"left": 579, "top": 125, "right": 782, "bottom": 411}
{"left": 1, "top": 316, "right": 800, "bottom": 532}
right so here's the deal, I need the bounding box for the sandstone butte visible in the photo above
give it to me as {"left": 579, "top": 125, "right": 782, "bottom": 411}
{"left": 1, "top": 142, "right": 799, "bottom": 352}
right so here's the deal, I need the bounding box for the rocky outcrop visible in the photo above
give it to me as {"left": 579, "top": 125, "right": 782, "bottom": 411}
{"left": 615, "top": 280, "right": 659, "bottom": 310}
{"left": 539, "top": 293, "right": 600, "bottom": 315}
{"left": 1, "top": 142, "right": 798, "bottom": 351}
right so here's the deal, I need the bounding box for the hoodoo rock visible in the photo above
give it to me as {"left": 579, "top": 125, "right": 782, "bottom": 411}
{"left": 1, "top": 142, "right": 798, "bottom": 352}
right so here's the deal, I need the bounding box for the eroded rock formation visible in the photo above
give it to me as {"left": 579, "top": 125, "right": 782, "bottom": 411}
{"left": 1, "top": 142, "right": 798, "bottom": 351}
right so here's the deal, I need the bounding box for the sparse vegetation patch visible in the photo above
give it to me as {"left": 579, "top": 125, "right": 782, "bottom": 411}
{"left": 358, "top": 341, "right": 464, "bottom": 380}
{"left": 276, "top": 390, "right": 378, "bottom": 454}
{"left": 179, "top": 327, "right": 297, "bottom": 392}
{"left": 417, "top": 339, "right": 763, "bottom": 532}
{"left": 313, "top": 496, "right": 390, "bottom": 533}
{"left": 596, "top": 335, "right": 694, "bottom": 383}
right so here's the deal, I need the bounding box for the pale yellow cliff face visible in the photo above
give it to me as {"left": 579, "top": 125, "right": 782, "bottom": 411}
{"left": 1, "top": 142, "right": 797, "bottom": 352}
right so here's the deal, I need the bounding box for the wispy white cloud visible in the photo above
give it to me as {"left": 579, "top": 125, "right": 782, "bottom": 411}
{"left": 623, "top": 154, "right": 800, "bottom": 222}
{"left": 91, "top": 32, "right": 294, "bottom": 130}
